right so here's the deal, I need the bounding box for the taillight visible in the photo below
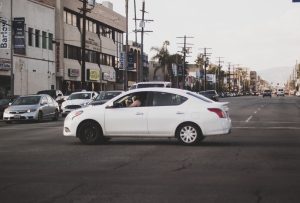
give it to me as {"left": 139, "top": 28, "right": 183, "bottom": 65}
{"left": 208, "top": 108, "right": 226, "bottom": 118}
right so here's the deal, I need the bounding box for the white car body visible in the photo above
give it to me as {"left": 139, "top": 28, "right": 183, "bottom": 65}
{"left": 63, "top": 88, "right": 231, "bottom": 145}
{"left": 61, "top": 91, "right": 98, "bottom": 117}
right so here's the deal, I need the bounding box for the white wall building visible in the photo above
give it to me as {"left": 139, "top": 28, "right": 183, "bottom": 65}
{"left": 0, "top": 0, "right": 55, "bottom": 96}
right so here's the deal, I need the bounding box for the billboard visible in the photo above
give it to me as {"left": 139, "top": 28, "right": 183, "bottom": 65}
{"left": 13, "top": 17, "right": 26, "bottom": 55}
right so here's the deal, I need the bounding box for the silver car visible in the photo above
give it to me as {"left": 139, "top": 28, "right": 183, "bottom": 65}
{"left": 3, "top": 94, "right": 59, "bottom": 123}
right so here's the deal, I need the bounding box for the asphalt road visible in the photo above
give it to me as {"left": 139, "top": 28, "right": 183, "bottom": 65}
{"left": 0, "top": 95, "right": 300, "bottom": 203}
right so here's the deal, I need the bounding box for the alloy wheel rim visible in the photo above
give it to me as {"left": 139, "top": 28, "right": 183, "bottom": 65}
{"left": 180, "top": 126, "right": 197, "bottom": 143}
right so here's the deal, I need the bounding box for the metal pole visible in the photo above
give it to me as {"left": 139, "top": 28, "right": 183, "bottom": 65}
{"left": 81, "top": 0, "right": 87, "bottom": 90}
{"left": 124, "top": 0, "right": 128, "bottom": 91}
{"left": 139, "top": 0, "right": 145, "bottom": 82}
{"left": 10, "top": 0, "right": 14, "bottom": 96}
{"left": 182, "top": 35, "right": 186, "bottom": 89}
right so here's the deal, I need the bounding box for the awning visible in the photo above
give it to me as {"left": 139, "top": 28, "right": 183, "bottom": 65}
{"left": 64, "top": 59, "right": 81, "bottom": 81}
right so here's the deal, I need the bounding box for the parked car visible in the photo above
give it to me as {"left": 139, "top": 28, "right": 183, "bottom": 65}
{"left": 63, "top": 88, "right": 232, "bottom": 145}
{"left": 61, "top": 91, "right": 98, "bottom": 117}
{"left": 262, "top": 89, "right": 272, "bottom": 98}
{"left": 3, "top": 94, "right": 59, "bottom": 123}
{"left": 129, "top": 81, "right": 171, "bottom": 90}
{"left": 0, "top": 96, "right": 19, "bottom": 119}
{"left": 276, "top": 88, "right": 285, "bottom": 96}
{"left": 91, "top": 90, "right": 124, "bottom": 105}
{"left": 199, "top": 90, "right": 219, "bottom": 101}
{"left": 37, "top": 89, "right": 65, "bottom": 110}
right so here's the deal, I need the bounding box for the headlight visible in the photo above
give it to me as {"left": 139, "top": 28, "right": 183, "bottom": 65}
{"left": 72, "top": 110, "right": 83, "bottom": 120}
{"left": 27, "top": 109, "right": 37, "bottom": 113}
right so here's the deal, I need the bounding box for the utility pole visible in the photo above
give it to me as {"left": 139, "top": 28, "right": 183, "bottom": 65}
{"left": 199, "top": 48, "right": 212, "bottom": 91}
{"left": 228, "top": 62, "right": 231, "bottom": 92}
{"left": 216, "top": 57, "right": 224, "bottom": 92}
{"left": 177, "top": 35, "right": 193, "bottom": 89}
{"left": 134, "top": 0, "right": 153, "bottom": 82}
{"left": 78, "top": 0, "right": 94, "bottom": 90}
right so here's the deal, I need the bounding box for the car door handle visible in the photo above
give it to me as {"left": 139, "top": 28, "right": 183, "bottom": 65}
{"left": 136, "top": 112, "right": 144, "bottom": 115}
{"left": 176, "top": 112, "right": 184, "bottom": 115}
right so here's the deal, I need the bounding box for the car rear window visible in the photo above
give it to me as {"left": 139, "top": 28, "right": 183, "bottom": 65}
{"left": 187, "top": 92, "right": 213, "bottom": 103}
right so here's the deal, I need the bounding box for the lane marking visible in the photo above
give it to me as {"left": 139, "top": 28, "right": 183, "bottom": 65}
{"left": 245, "top": 116, "right": 253, "bottom": 123}
{"left": 233, "top": 126, "right": 300, "bottom": 130}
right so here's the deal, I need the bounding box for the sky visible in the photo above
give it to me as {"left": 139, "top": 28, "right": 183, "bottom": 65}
{"left": 98, "top": 0, "right": 300, "bottom": 85}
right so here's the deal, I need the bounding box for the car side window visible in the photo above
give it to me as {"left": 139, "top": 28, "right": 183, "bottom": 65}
{"left": 152, "top": 92, "right": 187, "bottom": 106}
{"left": 46, "top": 95, "right": 54, "bottom": 105}
{"left": 41, "top": 96, "right": 48, "bottom": 104}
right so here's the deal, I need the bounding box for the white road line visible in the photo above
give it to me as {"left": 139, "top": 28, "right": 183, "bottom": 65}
{"left": 233, "top": 126, "right": 300, "bottom": 130}
{"left": 245, "top": 116, "right": 253, "bottom": 123}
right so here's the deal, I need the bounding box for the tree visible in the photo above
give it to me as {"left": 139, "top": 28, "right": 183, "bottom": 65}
{"left": 151, "top": 41, "right": 170, "bottom": 80}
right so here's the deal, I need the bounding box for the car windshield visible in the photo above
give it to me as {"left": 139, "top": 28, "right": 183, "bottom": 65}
{"left": 12, "top": 96, "right": 40, "bottom": 105}
{"left": 96, "top": 92, "right": 122, "bottom": 101}
{"left": 37, "top": 90, "right": 55, "bottom": 97}
{"left": 68, "top": 93, "right": 91, "bottom": 100}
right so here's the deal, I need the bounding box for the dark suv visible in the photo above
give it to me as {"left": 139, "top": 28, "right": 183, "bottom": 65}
{"left": 199, "top": 90, "right": 219, "bottom": 101}
{"left": 263, "top": 89, "right": 272, "bottom": 98}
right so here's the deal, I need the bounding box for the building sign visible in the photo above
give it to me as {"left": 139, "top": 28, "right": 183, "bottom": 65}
{"left": 13, "top": 17, "right": 26, "bottom": 55}
{"left": 68, "top": 69, "right": 80, "bottom": 77}
{"left": 102, "top": 69, "right": 116, "bottom": 82}
{"left": 206, "top": 74, "right": 216, "bottom": 83}
{"left": 0, "top": 58, "right": 11, "bottom": 71}
{"left": 85, "top": 37, "right": 101, "bottom": 52}
{"left": 87, "top": 69, "right": 100, "bottom": 81}
{"left": 0, "top": 17, "right": 10, "bottom": 49}
{"left": 128, "top": 51, "right": 134, "bottom": 70}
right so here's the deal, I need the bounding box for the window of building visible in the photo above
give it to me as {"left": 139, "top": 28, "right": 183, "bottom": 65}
{"left": 35, "top": 29, "right": 40, "bottom": 48}
{"left": 28, "top": 27, "right": 33, "bottom": 46}
{"left": 42, "top": 31, "right": 47, "bottom": 49}
{"left": 48, "top": 33, "right": 53, "bottom": 50}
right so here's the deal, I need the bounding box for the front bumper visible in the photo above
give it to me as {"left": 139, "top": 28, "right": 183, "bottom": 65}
{"left": 3, "top": 111, "right": 38, "bottom": 121}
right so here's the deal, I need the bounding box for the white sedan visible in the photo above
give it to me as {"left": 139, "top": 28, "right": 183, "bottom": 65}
{"left": 63, "top": 88, "right": 232, "bottom": 145}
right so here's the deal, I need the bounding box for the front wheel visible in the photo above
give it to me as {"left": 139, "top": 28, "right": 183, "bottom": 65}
{"left": 176, "top": 123, "right": 203, "bottom": 145}
{"left": 78, "top": 121, "right": 103, "bottom": 145}
{"left": 37, "top": 111, "right": 43, "bottom": 122}
{"left": 52, "top": 110, "right": 59, "bottom": 121}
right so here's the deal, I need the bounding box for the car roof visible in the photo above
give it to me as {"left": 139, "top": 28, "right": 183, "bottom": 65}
{"left": 133, "top": 81, "right": 171, "bottom": 85}
{"left": 70, "top": 91, "right": 96, "bottom": 95}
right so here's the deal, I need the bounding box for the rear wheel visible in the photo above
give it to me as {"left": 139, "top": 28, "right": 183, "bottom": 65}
{"left": 78, "top": 121, "right": 103, "bottom": 145}
{"left": 37, "top": 111, "right": 43, "bottom": 122}
{"left": 176, "top": 123, "right": 203, "bottom": 145}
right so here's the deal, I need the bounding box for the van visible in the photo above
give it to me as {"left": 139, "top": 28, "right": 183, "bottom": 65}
{"left": 276, "top": 89, "right": 284, "bottom": 96}
{"left": 129, "top": 81, "right": 171, "bottom": 90}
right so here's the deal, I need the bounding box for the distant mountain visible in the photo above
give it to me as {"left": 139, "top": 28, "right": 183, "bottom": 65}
{"left": 257, "top": 66, "right": 294, "bottom": 86}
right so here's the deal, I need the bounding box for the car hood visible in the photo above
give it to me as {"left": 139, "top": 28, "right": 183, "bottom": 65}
{"left": 6, "top": 104, "right": 39, "bottom": 111}
{"left": 62, "top": 99, "right": 92, "bottom": 106}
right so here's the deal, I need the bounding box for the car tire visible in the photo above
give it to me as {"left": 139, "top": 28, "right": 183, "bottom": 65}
{"left": 176, "top": 123, "right": 204, "bottom": 145}
{"left": 52, "top": 110, "right": 59, "bottom": 121}
{"left": 37, "top": 111, "right": 43, "bottom": 122}
{"left": 78, "top": 120, "right": 103, "bottom": 145}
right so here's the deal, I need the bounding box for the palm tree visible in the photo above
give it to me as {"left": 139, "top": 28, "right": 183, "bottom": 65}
{"left": 151, "top": 41, "right": 170, "bottom": 80}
